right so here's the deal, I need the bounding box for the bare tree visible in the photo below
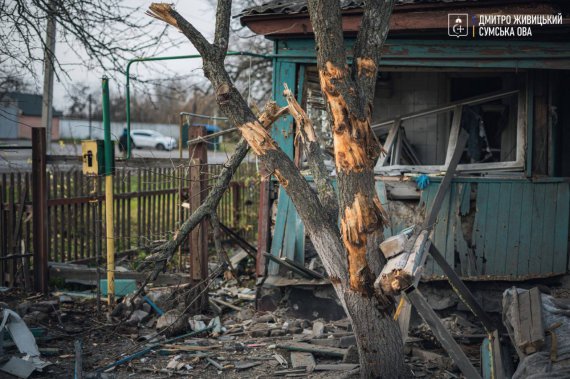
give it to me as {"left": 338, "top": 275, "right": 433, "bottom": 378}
{"left": 145, "top": 1, "right": 407, "bottom": 377}
{"left": 0, "top": 0, "right": 179, "bottom": 83}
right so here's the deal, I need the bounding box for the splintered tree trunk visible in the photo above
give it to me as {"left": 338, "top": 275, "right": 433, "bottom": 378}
{"left": 307, "top": 1, "right": 407, "bottom": 377}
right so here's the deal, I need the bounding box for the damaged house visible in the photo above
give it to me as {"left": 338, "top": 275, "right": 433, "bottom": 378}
{"left": 241, "top": 0, "right": 570, "bottom": 293}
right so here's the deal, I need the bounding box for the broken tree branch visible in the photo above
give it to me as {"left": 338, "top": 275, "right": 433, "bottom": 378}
{"left": 147, "top": 4, "right": 212, "bottom": 57}
{"left": 283, "top": 83, "right": 338, "bottom": 222}
{"left": 139, "top": 100, "right": 285, "bottom": 280}
{"left": 147, "top": 2, "right": 349, "bottom": 287}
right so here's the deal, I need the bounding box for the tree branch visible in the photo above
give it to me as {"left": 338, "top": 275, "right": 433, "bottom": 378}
{"left": 147, "top": 2, "right": 350, "bottom": 287}
{"left": 214, "top": 0, "right": 231, "bottom": 56}
{"left": 306, "top": 0, "right": 346, "bottom": 69}
{"left": 352, "top": 0, "right": 395, "bottom": 107}
{"left": 147, "top": 4, "right": 212, "bottom": 57}
{"left": 283, "top": 83, "right": 338, "bottom": 222}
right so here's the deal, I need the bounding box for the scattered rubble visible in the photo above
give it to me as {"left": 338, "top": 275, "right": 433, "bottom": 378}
{"left": 2, "top": 244, "right": 570, "bottom": 379}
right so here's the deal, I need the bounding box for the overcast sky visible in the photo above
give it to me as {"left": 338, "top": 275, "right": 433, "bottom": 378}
{"left": 51, "top": 1, "right": 220, "bottom": 110}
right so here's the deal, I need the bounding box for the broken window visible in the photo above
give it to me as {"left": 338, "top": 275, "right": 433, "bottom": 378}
{"left": 301, "top": 69, "right": 526, "bottom": 174}
{"left": 371, "top": 72, "right": 526, "bottom": 174}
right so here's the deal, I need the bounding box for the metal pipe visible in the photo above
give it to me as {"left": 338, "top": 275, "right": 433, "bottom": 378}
{"left": 179, "top": 112, "right": 229, "bottom": 121}
{"left": 179, "top": 112, "right": 230, "bottom": 158}
{"left": 186, "top": 127, "right": 238, "bottom": 147}
{"left": 102, "top": 77, "right": 115, "bottom": 306}
{"left": 125, "top": 51, "right": 269, "bottom": 160}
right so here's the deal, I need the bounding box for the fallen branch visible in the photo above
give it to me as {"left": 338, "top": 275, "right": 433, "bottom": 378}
{"left": 138, "top": 101, "right": 286, "bottom": 280}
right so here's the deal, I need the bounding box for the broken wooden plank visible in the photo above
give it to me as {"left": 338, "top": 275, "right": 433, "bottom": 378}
{"left": 210, "top": 298, "right": 243, "bottom": 312}
{"left": 405, "top": 288, "right": 481, "bottom": 379}
{"left": 512, "top": 287, "right": 545, "bottom": 355}
{"left": 276, "top": 342, "right": 347, "bottom": 358}
{"left": 235, "top": 361, "right": 262, "bottom": 370}
{"left": 517, "top": 290, "right": 533, "bottom": 352}
{"left": 162, "top": 344, "right": 219, "bottom": 351}
{"left": 377, "top": 130, "right": 469, "bottom": 308}
{"left": 379, "top": 233, "right": 408, "bottom": 259}
{"left": 274, "top": 368, "right": 306, "bottom": 376}
{"left": 528, "top": 287, "right": 545, "bottom": 353}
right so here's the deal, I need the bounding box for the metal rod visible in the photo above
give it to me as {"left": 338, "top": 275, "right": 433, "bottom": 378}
{"left": 125, "top": 51, "right": 269, "bottom": 160}
{"left": 187, "top": 127, "right": 238, "bottom": 147}
{"left": 98, "top": 326, "right": 213, "bottom": 372}
{"left": 179, "top": 112, "right": 229, "bottom": 121}
{"left": 0, "top": 146, "right": 33, "bottom": 150}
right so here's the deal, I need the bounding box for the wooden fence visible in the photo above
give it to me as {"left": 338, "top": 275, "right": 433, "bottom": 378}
{"left": 0, "top": 158, "right": 260, "bottom": 288}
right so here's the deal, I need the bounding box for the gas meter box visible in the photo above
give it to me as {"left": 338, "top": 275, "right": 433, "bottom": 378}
{"left": 81, "top": 140, "right": 114, "bottom": 175}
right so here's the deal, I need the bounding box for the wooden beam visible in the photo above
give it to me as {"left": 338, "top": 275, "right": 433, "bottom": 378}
{"left": 405, "top": 288, "right": 482, "bottom": 379}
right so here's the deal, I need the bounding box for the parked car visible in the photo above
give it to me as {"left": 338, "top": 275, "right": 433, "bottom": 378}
{"left": 130, "top": 130, "right": 177, "bottom": 151}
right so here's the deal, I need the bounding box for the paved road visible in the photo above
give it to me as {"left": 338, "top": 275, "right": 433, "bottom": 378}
{"left": 0, "top": 140, "right": 257, "bottom": 172}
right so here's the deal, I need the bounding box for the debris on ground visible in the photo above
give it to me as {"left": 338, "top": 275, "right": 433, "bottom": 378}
{"left": 2, "top": 241, "right": 570, "bottom": 379}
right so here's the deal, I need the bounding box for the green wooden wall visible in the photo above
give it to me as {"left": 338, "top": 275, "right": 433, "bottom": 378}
{"left": 377, "top": 178, "right": 570, "bottom": 280}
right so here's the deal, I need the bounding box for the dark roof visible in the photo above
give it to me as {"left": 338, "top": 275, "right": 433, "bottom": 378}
{"left": 4, "top": 92, "right": 63, "bottom": 117}
{"left": 237, "top": 0, "right": 477, "bottom": 17}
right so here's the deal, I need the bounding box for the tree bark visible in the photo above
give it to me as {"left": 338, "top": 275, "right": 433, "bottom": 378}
{"left": 147, "top": 2, "right": 408, "bottom": 377}
{"left": 306, "top": 1, "right": 406, "bottom": 377}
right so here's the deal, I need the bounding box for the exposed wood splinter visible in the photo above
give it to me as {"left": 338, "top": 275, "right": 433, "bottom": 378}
{"left": 238, "top": 122, "right": 277, "bottom": 156}
{"left": 319, "top": 61, "right": 380, "bottom": 173}
{"left": 341, "top": 193, "right": 387, "bottom": 293}
{"left": 147, "top": 4, "right": 179, "bottom": 29}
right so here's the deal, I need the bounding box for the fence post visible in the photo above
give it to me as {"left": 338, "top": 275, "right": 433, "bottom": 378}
{"left": 32, "top": 127, "right": 48, "bottom": 294}
{"left": 256, "top": 167, "right": 272, "bottom": 277}
{"left": 188, "top": 125, "right": 208, "bottom": 311}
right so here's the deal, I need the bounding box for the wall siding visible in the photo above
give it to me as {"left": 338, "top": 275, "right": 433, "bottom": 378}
{"left": 398, "top": 179, "right": 570, "bottom": 280}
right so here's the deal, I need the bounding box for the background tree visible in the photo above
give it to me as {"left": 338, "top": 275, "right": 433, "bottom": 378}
{"left": 0, "top": 0, "right": 180, "bottom": 82}
{"left": 145, "top": 1, "right": 407, "bottom": 377}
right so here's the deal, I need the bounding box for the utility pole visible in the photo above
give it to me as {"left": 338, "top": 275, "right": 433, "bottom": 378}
{"left": 88, "top": 94, "right": 92, "bottom": 139}
{"left": 41, "top": 0, "right": 56, "bottom": 153}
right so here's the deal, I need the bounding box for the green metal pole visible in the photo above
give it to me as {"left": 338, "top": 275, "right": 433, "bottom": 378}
{"left": 101, "top": 77, "right": 115, "bottom": 306}
{"left": 102, "top": 77, "right": 113, "bottom": 175}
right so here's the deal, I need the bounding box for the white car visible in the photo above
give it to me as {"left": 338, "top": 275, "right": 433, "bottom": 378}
{"left": 130, "top": 130, "right": 177, "bottom": 151}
